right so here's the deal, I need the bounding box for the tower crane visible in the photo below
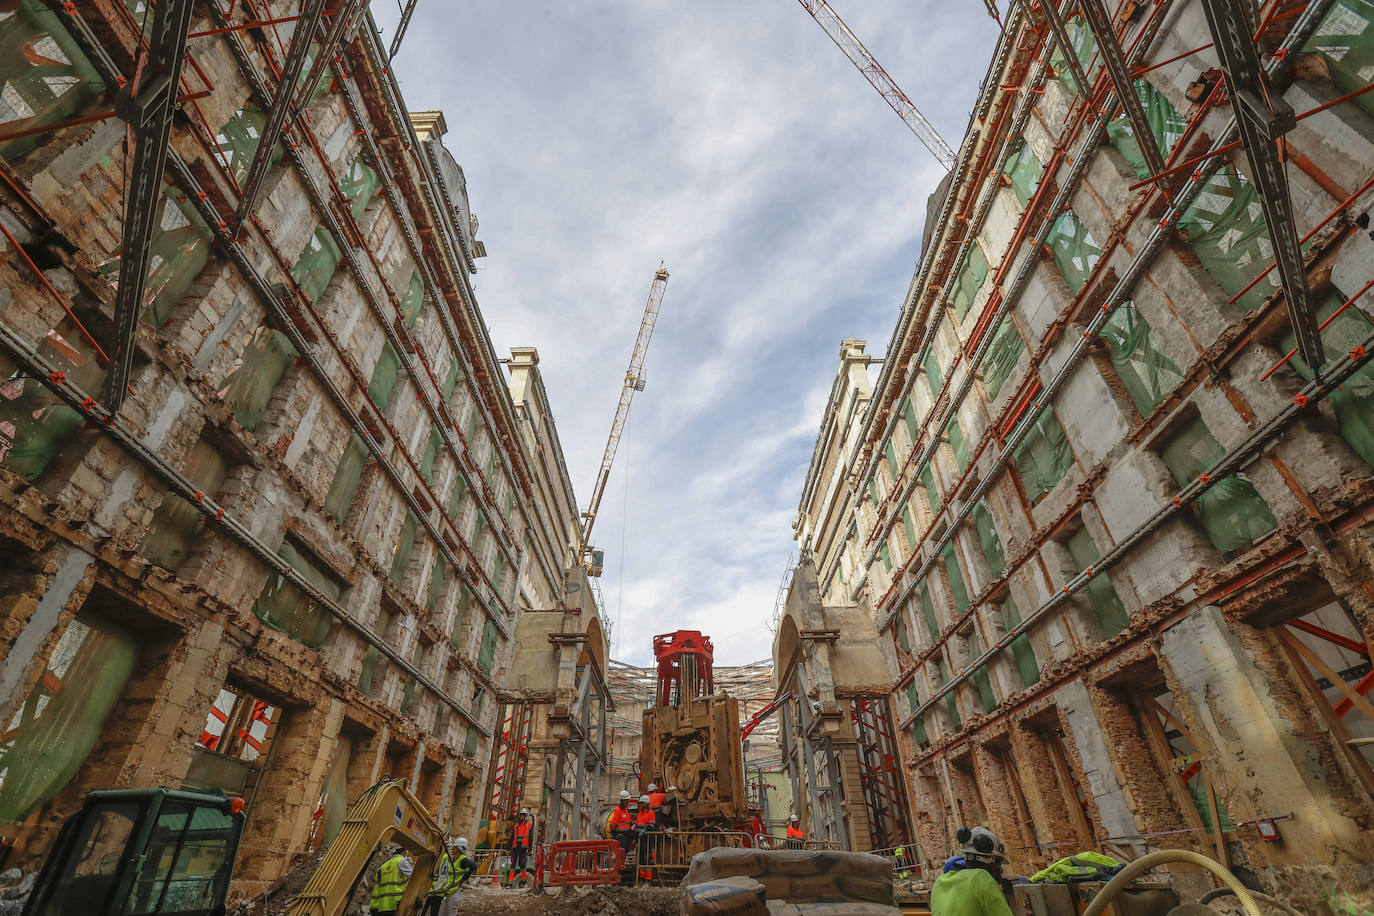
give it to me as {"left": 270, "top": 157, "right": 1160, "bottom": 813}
{"left": 577, "top": 264, "right": 670, "bottom": 573}
{"left": 795, "top": 0, "right": 958, "bottom": 168}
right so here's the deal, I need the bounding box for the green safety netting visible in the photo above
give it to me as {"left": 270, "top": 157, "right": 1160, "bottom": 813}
{"left": 449, "top": 472, "right": 468, "bottom": 519}
{"left": 399, "top": 678, "right": 416, "bottom": 714}
{"left": 902, "top": 504, "right": 918, "bottom": 550}
{"left": 1050, "top": 16, "right": 1099, "bottom": 95}
{"left": 324, "top": 434, "right": 367, "bottom": 525}
{"left": 880, "top": 540, "right": 893, "bottom": 572}
{"left": 1066, "top": 527, "right": 1129, "bottom": 636}
{"left": 1189, "top": 780, "right": 1235, "bottom": 832}
{"left": 1106, "top": 79, "right": 1187, "bottom": 180}
{"left": 905, "top": 679, "right": 921, "bottom": 717}
{"left": 1100, "top": 301, "right": 1184, "bottom": 415}
{"left": 97, "top": 187, "right": 212, "bottom": 329}
{"left": 967, "top": 629, "right": 997, "bottom": 713}
{"left": 920, "top": 463, "right": 940, "bottom": 514}
{"left": 400, "top": 271, "right": 425, "bottom": 328}
{"left": 942, "top": 542, "right": 970, "bottom": 612}
{"left": 340, "top": 156, "right": 378, "bottom": 220}
{"left": 924, "top": 349, "right": 944, "bottom": 399}
{"left": 291, "top": 227, "right": 343, "bottom": 303}
{"left": 951, "top": 245, "right": 990, "bottom": 322}
{"left": 895, "top": 612, "right": 913, "bottom": 654}
{"left": 317, "top": 736, "right": 352, "bottom": 847}
{"left": 1045, "top": 208, "right": 1102, "bottom": 294}
{"left": 450, "top": 585, "right": 472, "bottom": 648}
{"left": 905, "top": 679, "right": 930, "bottom": 746}
{"left": 1282, "top": 294, "right": 1374, "bottom": 467}
{"left": 142, "top": 440, "right": 228, "bottom": 569}
{"left": 868, "top": 477, "right": 881, "bottom": 511}
{"left": 485, "top": 445, "right": 498, "bottom": 481}
{"left": 1000, "top": 595, "right": 1039, "bottom": 688}
{"left": 368, "top": 341, "right": 402, "bottom": 410}
{"left": 220, "top": 325, "right": 298, "bottom": 432}
{"left": 427, "top": 558, "right": 448, "bottom": 615}
{"left": 299, "top": 42, "right": 336, "bottom": 106}
{"left": 471, "top": 514, "right": 486, "bottom": 554}
{"left": 1160, "top": 417, "right": 1277, "bottom": 554}
{"left": 983, "top": 320, "right": 1025, "bottom": 400}
{"left": 357, "top": 646, "right": 379, "bottom": 696}
{"left": 1178, "top": 165, "right": 1279, "bottom": 311}
{"left": 390, "top": 511, "right": 418, "bottom": 584}
{"left": 492, "top": 552, "right": 507, "bottom": 602}
{"left": 919, "top": 581, "right": 941, "bottom": 644}
{"left": 420, "top": 426, "right": 441, "bottom": 483}
{"left": 253, "top": 540, "right": 337, "bottom": 648}
{"left": 1002, "top": 138, "right": 1044, "bottom": 208}
{"left": 935, "top": 659, "right": 962, "bottom": 730}
{"left": 477, "top": 618, "right": 500, "bottom": 674}
{"left": 945, "top": 416, "right": 970, "bottom": 470}
{"left": 1305, "top": 0, "right": 1374, "bottom": 117}
{"left": 214, "top": 105, "right": 282, "bottom": 183}
{"left": 0, "top": 314, "right": 106, "bottom": 480}
{"left": 441, "top": 358, "right": 459, "bottom": 399}
{"left": 886, "top": 438, "right": 900, "bottom": 479}
{"left": 0, "top": 615, "right": 137, "bottom": 823}
{"left": 971, "top": 498, "right": 1006, "bottom": 578}
{"left": 0, "top": 1, "right": 105, "bottom": 160}
{"left": 902, "top": 397, "right": 919, "bottom": 440}
{"left": 1013, "top": 408, "right": 1073, "bottom": 502}
{"left": 464, "top": 726, "right": 479, "bottom": 756}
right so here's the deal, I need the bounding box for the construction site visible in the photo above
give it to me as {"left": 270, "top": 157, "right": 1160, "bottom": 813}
{"left": 0, "top": 0, "right": 1372, "bottom": 915}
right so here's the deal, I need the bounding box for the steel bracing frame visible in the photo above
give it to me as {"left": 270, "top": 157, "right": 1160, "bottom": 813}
{"left": 850, "top": 697, "right": 913, "bottom": 851}
{"left": 388, "top": 0, "right": 421, "bottom": 59}
{"left": 1078, "top": 0, "right": 1169, "bottom": 184}
{"left": 778, "top": 665, "right": 848, "bottom": 847}
{"left": 1198, "top": 0, "right": 1325, "bottom": 369}
{"left": 485, "top": 703, "right": 535, "bottom": 824}
{"left": 545, "top": 664, "right": 610, "bottom": 843}
{"left": 104, "top": 0, "right": 196, "bottom": 411}
{"left": 1038, "top": 0, "right": 1091, "bottom": 100}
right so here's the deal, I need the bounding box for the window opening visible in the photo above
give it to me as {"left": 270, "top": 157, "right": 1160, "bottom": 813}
{"left": 420, "top": 426, "right": 440, "bottom": 484}
{"left": 290, "top": 227, "right": 342, "bottom": 303}
{"left": 1050, "top": 16, "right": 1099, "bottom": 95}
{"left": 1012, "top": 408, "right": 1073, "bottom": 503}
{"left": 219, "top": 325, "right": 298, "bottom": 432}
{"left": 213, "top": 105, "right": 281, "bottom": 184}
{"left": 885, "top": 438, "right": 900, "bottom": 479}
{"left": 920, "top": 463, "right": 939, "bottom": 514}
{"left": 923, "top": 350, "right": 944, "bottom": 400}
{"left": 97, "top": 186, "right": 212, "bottom": 329}
{"left": 944, "top": 415, "right": 970, "bottom": 470}
{"left": 477, "top": 617, "right": 500, "bottom": 674}
{"left": 1002, "top": 138, "right": 1044, "bottom": 208}
{"left": 919, "top": 581, "right": 941, "bottom": 645}
{"left": 450, "top": 584, "right": 472, "bottom": 649}
{"left": 1066, "top": 527, "right": 1129, "bottom": 636}
{"left": 142, "top": 439, "right": 229, "bottom": 568}
{"left": 0, "top": 1, "right": 104, "bottom": 160}
{"left": 951, "top": 245, "right": 990, "bottom": 321}
{"left": 400, "top": 271, "right": 424, "bottom": 328}
{"left": 967, "top": 626, "right": 997, "bottom": 713}
{"left": 324, "top": 434, "right": 367, "bottom": 525}
{"left": 880, "top": 541, "right": 893, "bottom": 573}
{"left": 1107, "top": 79, "right": 1187, "bottom": 180}
{"left": 902, "top": 504, "right": 918, "bottom": 551}
{"left": 1136, "top": 686, "right": 1235, "bottom": 842}
{"left": 252, "top": 536, "right": 338, "bottom": 648}
{"left": 902, "top": 397, "right": 919, "bottom": 441}
{"left": 390, "top": 510, "right": 419, "bottom": 584}
{"left": 1304, "top": 0, "right": 1374, "bottom": 117}
{"left": 368, "top": 341, "right": 402, "bottom": 410}
{"left": 983, "top": 320, "right": 1025, "bottom": 400}
{"left": 942, "top": 542, "right": 970, "bottom": 613}
{"left": 448, "top": 472, "right": 468, "bottom": 520}
{"left": 1280, "top": 293, "right": 1374, "bottom": 468}
{"left": 1000, "top": 594, "right": 1039, "bottom": 688}
{"left": 1099, "top": 301, "right": 1183, "bottom": 416}
{"left": 340, "top": 156, "right": 378, "bottom": 219}
{"left": 1046, "top": 208, "right": 1102, "bottom": 294}
{"left": 426, "top": 558, "right": 448, "bottom": 618}
{"left": 1159, "top": 417, "right": 1277, "bottom": 554}
{"left": 1178, "top": 165, "right": 1280, "bottom": 311}
{"left": 971, "top": 498, "right": 1005, "bottom": 578}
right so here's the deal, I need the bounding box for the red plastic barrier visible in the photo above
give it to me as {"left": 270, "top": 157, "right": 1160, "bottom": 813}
{"left": 543, "top": 839, "right": 624, "bottom": 887}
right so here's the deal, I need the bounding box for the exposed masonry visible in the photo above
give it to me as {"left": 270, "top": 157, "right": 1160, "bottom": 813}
{"left": 792, "top": 0, "right": 1374, "bottom": 912}
{"left": 0, "top": 1, "right": 584, "bottom": 903}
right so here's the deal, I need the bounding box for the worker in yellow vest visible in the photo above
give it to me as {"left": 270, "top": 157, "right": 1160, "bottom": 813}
{"left": 369, "top": 845, "right": 414, "bottom": 915}
{"left": 931, "top": 827, "right": 1013, "bottom": 916}
{"left": 424, "top": 836, "right": 476, "bottom": 916}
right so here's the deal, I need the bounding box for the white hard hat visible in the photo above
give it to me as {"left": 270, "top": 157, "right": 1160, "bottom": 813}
{"left": 961, "top": 826, "right": 1006, "bottom": 865}
{"left": 619, "top": 790, "right": 630, "bottom": 800}
{"left": 451, "top": 836, "right": 468, "bottom": 849}
{"left": 789, "top": 815, "right": 799, "bottom": 822}
{"left": 519, "top": 808, "right": 530, "bottom": 816}
{"left": 647, "top": 783, "right": 658, "bottom": 792}
{"left": 639, "top": 795, "right": 651, "bottom": 803}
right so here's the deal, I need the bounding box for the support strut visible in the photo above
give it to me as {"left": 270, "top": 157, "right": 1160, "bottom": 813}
{"left": 1079, "top": 0, "right": 1169, "bottom": 185}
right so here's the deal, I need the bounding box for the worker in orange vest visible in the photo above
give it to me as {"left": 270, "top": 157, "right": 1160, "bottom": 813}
{"left": 786, "top": 814, "right": 804, "bottom": 849}
{"left": 508, "top": 808, "right": 534, "bottom": 888}
{"left": 647, "top": 781, "right": 666, "bottom": 816}
{"left": 634, "top": 793, "right": 658, "bottom": 879}
{"left": 608, "top": 791, "right": 635, "bottom": 858}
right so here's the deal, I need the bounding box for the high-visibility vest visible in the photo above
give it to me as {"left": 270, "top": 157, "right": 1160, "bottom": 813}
{"left": 609, "top": 806, "right": 632, "bottom": 829}
{"left": 635, "top": 808, "right": 655, "bottom": 827}
{"left": 513, "top": 820, "right": 533, "bottom": 847}
{"left": 430, "top": 851, "right": 470, "bottom": 897}
{"left": 370, "top": 855, "right": 408, "bottom": 912}
{"left": 455, "top": 854, "right": 477, "bottom": 885}
{"left": 786, "top": 824, "right": 804, "bottom": 839}
{"left": 648, "top": 791, "right": 666, "bottom": 808}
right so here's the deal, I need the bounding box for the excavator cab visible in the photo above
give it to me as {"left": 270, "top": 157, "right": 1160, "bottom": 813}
{"left": 21, "top": 788, "right": 245, "bottom": 916}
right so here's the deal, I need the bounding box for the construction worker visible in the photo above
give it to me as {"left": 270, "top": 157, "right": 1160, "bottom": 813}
{"left": 424, "top": 836, "right": 476, "bottom": 916}
{"left": 634, "top": 793, "right": 658, "bottom": 879}
{"left": 369, "top": 845, "right": 414, "bottom": 916}
{"left": 508, "top": 808, "right": 534, "bottom": 888}
{"left": 931, "top": 826, "right": 1013, "bottom": 916}
{"left": 647, "top": 781, "right": 666, "bottom": 816}
{"left": 785, "top": 814, "right": 804, "bottom": 849}
{"left": 660, "top": 785, "right": 679, "bottom": 829}
{"left": 609, "top": 790, "right": 636, "bottom": 857}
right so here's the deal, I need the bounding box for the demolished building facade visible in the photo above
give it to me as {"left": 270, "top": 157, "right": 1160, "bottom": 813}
{"left": 792, "top": 0, "right": 1374, "bottom": 909}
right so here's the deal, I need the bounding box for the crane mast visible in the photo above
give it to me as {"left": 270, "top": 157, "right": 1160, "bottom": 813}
{"left": 795, "top": 0, "right": 958, "bottom": 168}
{"left": 577, "top": 264, "right": 670, "bottom": 570}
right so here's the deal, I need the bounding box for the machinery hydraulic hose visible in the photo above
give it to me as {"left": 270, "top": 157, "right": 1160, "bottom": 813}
{"left": 1079, "top": 850, "right": 1263, "bottom": 916}
{"left": 1200, "top": 887, "right": 1307, "bottom": 916}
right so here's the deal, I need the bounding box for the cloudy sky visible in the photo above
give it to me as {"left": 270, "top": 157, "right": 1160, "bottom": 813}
{"left": 370, "top": 1, "right": 1000, "bottom": 666}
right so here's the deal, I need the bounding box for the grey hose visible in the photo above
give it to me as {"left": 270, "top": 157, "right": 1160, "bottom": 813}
{"left": 1200, "top": 886, "right": 1306, "bottom": 916}
{"left": 1079, "top": 850, "right": 1262, "bottom": 916}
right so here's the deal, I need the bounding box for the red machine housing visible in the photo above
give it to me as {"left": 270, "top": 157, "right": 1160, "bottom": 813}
{"left": 653, "top": 630, "right": 715, "bottom": 707}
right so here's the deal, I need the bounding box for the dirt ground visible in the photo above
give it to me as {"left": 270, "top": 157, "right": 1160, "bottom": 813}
{"left": 454, "top": 884, "right": 679, "bottom": 915}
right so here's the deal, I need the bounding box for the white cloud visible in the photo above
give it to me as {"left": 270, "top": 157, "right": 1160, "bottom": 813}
{"left": 373, "top": 2, "right": 1000, "bottom": 664}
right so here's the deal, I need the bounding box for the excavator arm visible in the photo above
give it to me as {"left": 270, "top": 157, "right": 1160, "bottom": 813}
{"left": 285, "top": 778, "right": 445, "bottom": 916}
{"left": 742, "top": 692, "right": 793, "bottom": 742}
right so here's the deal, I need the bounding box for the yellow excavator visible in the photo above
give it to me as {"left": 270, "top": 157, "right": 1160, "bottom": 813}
{"left": 19, "top": 778, "right": 446, "bottom": 916}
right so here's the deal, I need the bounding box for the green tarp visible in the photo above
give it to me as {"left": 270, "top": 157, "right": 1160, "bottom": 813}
{"left": 951, "top": 245, "right": 990, "bottom": 321}
{"left": 983, "top": 320, "right": 1025, "bottom": 400}
{"left": 214, "top": 105, "right": 279, "bottom": 183}
{"left": 968, "top": 628, "right": 997, "bottom": 713}
{"left": 945, "top": 416, "right": 970, "bottom": 470}
{"left": 142, "top": 440, "right": 228, "bottom": 569}
{"left": 1001, "top": 595, "right": 1039, "bottom": 688}
{"left": 324, "top": 435, "right": 367, "bottom": 524}
{"left": 935, "top": 659, "right": 962, "bottom": 731}
{"left": 1066, "top": 528, "right": 1129, "bottom": 636}
{"left": 0, "top": 1, "right": 105, "bottom": 159}
{"left": 919, "top": 581, "right": 941, "bottom": 645}
{"left": 1100, "top": 301, "right": 1184, "bottom": 415}
{"left": 340, "top": 156, "right": 378, "bottom": 219}
{"left": 368, "top": 341, "right": 402, "bottom": 410}
{"left": 441, "top": 358, "right": 460, "bottom": 399}
{"left": 886, "top": 438, "right": 900, "bottom": 479}
{"left": 903, "top": 397, "right": 920, "bottom": 441}
{"left": 971, "top": 499, "right": 1005, "bottom": 578}
{"left": 291, "top": 227, "right": 343, "bottom": 303}
{"left": 920, "top": 463, "right": 940, "bottom": 514}
{"left": 1160, "top": 417, "right": 1277, "bottom": 554}
{"left": 905, "top": 680, "right": 929, "bottom": 748}
{"left": 450, "top": 585, "right": 472, "bottom": 648}
{"left": 220, "top": 326, "right": 298, "bottom": 432}
{"left": 895, "top": 613, "right": 913, "bottom": 654}
{"left": 449, "top": 472, "right": 468, "bottom": 520}
{"left": 253, "top": 539, "right": 337, "bottom": 648}
{"left": 1106, "top": 79, "right": 1186, "bottom": 180}
{"left": 1046, "top": 209, "right": 1102, "bottom": 293}
{"left": 1013, "top": 409, "right": 1073, "bottom": 502}
{"left": 943, "top": 542, "right": 970, "bottom": 612}
{"left": 477, "top": 618, "right": 500, "bottom": 674}
{"left": 464, "top": 726, "right": 479, "bottom": 756}
{"left": 427, "top": 558, "right": 448, "bottom": 615}
{"left": 1050, "top": 16, "right": 1099, "bottom": 95}
{"left": 880, "top": 541, "right": 893, "bottom": 572}
{"left": 420, "top": 427, "right": 441, "bottom": 483}
{"left": 902, "top": 504, "right": 918, "bottom": 552}
{"left": 1305, "top": 0, "right": 1374, "bottom": 117}
{"left": 401, "top": 271, "right": 425, "bottom": 328}
{"left": 1282, "top": 294, "right": 1374, "bottom": 468}
{"left": 1178, "top": 165, "right": 1279, "bottom": 311}
{"left": 96, "top": 187, "right": 212, "bottom": 329}
{"left": 924, "top": 349, "right": 944, "bottom": 399}
{"left": 1002, "top": 139, "right": 1044, "bottom": 208}
{"left": 390, "top": 511, "right": 418, "bottom": 583}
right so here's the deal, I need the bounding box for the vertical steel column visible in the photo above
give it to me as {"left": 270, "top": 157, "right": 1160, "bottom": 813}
{"left": 1199, "top": 0, "right": 1324, "bottom": 368}
{"left": 235, "top": 0, "right": 329, "bottom": 223}
{"left": 1038, "top": 0, "right": 1091, "bottom": 95}
{"left": 104, "top": 0, "right": 197, "bottom": 410}
{"left": 1079, "top": 0, "right": 1169, "bottom": 183}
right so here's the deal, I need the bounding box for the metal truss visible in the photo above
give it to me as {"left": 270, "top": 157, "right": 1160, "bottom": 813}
{"left": 1199, "top": 0, "right": 1324, "bottom": 369}
{"left": 105, "top": 0, "right": 196, "bottom": 411}
{"left": 1038, "top": 0, "right": 1091, "bottom": 98}
{"left": 851, "top": 697, "right": 913, "bottom": 850}
{"left": 545, "top": 665, "right": 609, "bottom": 843}
{"left": 1079, "top": 0, "right": 1169, "bottom": 184}
{"left": 389, "top": 0, "right": 421, "bottom": 60}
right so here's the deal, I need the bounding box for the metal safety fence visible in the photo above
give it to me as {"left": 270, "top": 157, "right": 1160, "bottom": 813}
{"left": 625, "top": 829, "right": 756, "bottom": 885}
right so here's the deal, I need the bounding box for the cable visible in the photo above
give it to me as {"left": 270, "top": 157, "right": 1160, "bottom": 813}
{"left": 1079, "top": 850, "right": 1263, "bottom": 916}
